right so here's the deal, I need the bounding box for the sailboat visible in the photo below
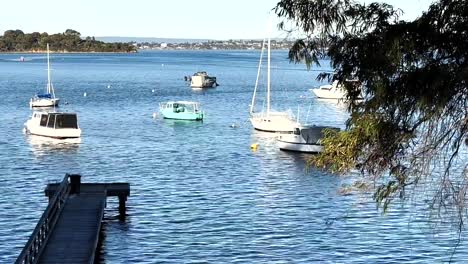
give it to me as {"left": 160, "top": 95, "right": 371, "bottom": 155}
{"left": 30, "top": 43, "right": 60, "bottom": 108}
{"left": 249, "top": 35, "right": 298, "bottom": 133}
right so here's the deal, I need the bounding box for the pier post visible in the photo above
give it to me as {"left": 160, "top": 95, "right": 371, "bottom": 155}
{"left": 118, "top": 195, "right": 126, "bottom": 220}
{"left": 69, "top": 174, "right": 81, "bottom": 195}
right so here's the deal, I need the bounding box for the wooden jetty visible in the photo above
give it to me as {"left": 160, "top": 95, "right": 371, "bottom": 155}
{"left": 16, "top": 174, "right": 130, "bottom": 264}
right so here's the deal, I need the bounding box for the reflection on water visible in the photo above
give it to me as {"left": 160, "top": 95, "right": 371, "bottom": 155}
{"left": 159, "top": 118, "right": 204, "bottom": 128}
{"left": 250, "top": 130, "right": 309, "bottom": 169}
{"left": 26, "top": 135, "right": 80, "bottom": 156}
{"left": 250, "top": 130, "right": 281, "bottom": 153}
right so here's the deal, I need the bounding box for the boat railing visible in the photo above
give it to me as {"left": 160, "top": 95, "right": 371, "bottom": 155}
{"left": 15, "top": 174, "right": 72, "bottom": 264}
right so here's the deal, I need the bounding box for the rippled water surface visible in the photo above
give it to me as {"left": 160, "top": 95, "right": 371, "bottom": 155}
{"left": 0, "top": 50, "right": 466, "bottom": 263}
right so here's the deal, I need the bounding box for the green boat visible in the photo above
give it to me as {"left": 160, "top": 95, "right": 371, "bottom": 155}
{"left": 159, "top": 101, "right": 204, "bottom": 121}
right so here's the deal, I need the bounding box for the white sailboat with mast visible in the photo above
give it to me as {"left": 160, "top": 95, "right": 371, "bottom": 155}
{"left": 249, "top": 30, "right": 298, "bottom": 133}
{"left": 30, "top": 43, "right": 60, "bottom": 108}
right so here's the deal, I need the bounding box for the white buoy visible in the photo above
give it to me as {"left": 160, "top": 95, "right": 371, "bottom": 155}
{"left": 83, "top": 92, "right": 87, "bottom": 97}
{"left": 107, "top": 85, "right": 111, "bottom": 88}
{"left": 152, "top": 89, "right": 155, "bottom": 93}
{"left": 152, "top": 112, "right": 157, "bottom": 119}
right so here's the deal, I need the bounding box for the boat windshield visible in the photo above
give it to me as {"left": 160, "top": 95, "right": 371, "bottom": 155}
{"left": 55, "top": 114, "right": 78, "bottom": 129}
{"left": 172, "top": 102, "right": 199, "bottom": 113}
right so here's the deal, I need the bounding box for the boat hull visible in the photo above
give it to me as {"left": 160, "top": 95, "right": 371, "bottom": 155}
{"left": 276, "top": 125, "right": 340, "bottom": 153}
{"left": 277, "top": 138, "right": 323, "bottom": 153}
{"left": 24, "top": 123, "right": 81, "bottom": 139}
{"left": 30, "top": 98, "right": 60, "bottom": 108}
{"left": 161, "top": 110, "right": 203, "bottom": 120}
{"left": 310, "top": 88, "right": 346, "bottom": 99}
{"left": 250, "top": 112, "right": 298, "bottom": 133}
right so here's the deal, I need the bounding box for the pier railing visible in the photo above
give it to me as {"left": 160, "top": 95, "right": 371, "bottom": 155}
{"left": 15, "top": 174, "right": 72, "bottom": 264}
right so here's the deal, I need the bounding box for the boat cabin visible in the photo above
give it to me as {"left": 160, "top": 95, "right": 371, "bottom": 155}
{"left": 161, "top": 101, "right": 201, "bottom": 113}
{"left": 34, "top": 112, "right": 79, "bottom": 129}
{"left": 294, "top": 126, "right": 340, "bottom": 144}
{"left": 159, "top": 101, "right": 204, "bottom": 121}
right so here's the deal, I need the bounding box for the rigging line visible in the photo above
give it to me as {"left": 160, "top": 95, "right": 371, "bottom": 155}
{"left": 305, "top": 101, "right": 312, "bottom": 125}
{"left": 267, "top": 21, "right": 271, "bottom": 116}
{"left": 250, "top": 37, "right": 266, "bottom": 115}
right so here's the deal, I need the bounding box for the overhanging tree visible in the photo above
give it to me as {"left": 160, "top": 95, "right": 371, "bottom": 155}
{"left": 274, "top": 0, "right": 467, "bottom": 224}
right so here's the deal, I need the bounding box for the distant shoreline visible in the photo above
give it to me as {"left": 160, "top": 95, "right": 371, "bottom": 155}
{"left": 0, "top": 50, "right": 137, "bottom": 54}
{"left": 0, "top": 48, "right": 291, "bottom": 54}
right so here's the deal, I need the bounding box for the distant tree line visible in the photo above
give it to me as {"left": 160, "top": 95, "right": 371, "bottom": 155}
{"left": 0, "top": 29, "right": 136, "bottom": 52}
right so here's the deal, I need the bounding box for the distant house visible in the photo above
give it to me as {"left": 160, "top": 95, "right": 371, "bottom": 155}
{"left": 160, "top": 43, "right": 168, "bottom": 49}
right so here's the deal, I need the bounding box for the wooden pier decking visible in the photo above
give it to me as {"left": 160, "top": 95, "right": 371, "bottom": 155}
{"left": 15, "top": 174, "right": 130, "bottom": 264}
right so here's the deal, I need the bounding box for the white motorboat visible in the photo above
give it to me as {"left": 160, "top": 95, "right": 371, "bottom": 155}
{"left": 190, "top": 71, "right": 218, "bottom": 88}
{"left": 277, "top": 125, "right": 339, "bottom": 153}
{"left": 249, "top": 32, "right": 298, "bottom": 133}
{"left": 311, "top": 80, "right": 364, "bottom": 100}
{"left": 30, "top": 43, "right": 60, "bottom": 108}
{"left": 24, "top": 111, "right": 81, "bottom": 139}
{"left": 310, "top": 80, "right": 346, "bottom": 99}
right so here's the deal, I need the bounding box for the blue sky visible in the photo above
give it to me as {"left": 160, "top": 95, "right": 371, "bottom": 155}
{"left": 1, "top": 0, "right": 434, "bottom": 40}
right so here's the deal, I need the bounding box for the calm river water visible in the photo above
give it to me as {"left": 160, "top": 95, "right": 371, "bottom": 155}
{"left": 0, "top": 50, "right": 466, "bottom": 263}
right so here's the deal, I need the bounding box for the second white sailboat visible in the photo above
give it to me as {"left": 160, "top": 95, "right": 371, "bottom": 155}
{"left": 30, "top": 43, "right": 60, "bottom": 108}
{"left": 249, "top": 33, "right": 298, "bottom": 133}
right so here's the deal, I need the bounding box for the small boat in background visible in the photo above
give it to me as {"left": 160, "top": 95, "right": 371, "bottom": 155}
{"left": 190, "top": 71, "right": 218, "bottom": 88}
{"left": 310, "top": 80, "right": 346, "bottom": 99}
{"left": 277, "top": 125, "right": 339, "bottom": 153}
{"left": 30, "top": 43, "right": 60, "bottom": 107}
{"left": 24, "top": 111, "right": 81, "bottom": 139}
{"left": 311, "top": 80, "right": 363, "bottom": 100}
{"left": 159, "top": 101, "right": 204, "bottom": 120}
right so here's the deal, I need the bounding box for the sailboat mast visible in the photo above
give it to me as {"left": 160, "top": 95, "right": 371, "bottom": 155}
{"left": 266, "top": 32, "right": 271, "bottom": 116}
{"left": 250, "top": 38, "right": 266, "bottom": 115}
{"left": 46, "top": 43, "right": 52, "bottom": 96}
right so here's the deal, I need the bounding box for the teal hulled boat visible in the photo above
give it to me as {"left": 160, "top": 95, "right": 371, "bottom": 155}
{"left": 159, "top": 101, "right": 204, "bottom": 121}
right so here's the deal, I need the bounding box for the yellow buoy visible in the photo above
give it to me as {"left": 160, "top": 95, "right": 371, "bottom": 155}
{"left": 250, "top": 143, "right": 259, "bottom": 150}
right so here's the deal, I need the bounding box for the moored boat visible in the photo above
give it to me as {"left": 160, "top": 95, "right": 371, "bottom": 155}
{"left": 249, "top": 35, "right": 298, "bottom": 133}
{"left": 159, "top": 101, "right": 204, "bottom": 120}
{"left": 277, "top": 125, "right": 339, "bottom": 153}
{"left": 190, "top": 71, "right": 218, "bottom": 88}
{"left": 310, "top": 80, "right": 363, "bottom": 100}
{"left": 24, "top": 111, "right": 81, "bottom": 139}
{"left": 30, "top": 43, "right": 60, "bottom": 108}
{"left": 310, "top": 80, "right": 346, "bottom": 99}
